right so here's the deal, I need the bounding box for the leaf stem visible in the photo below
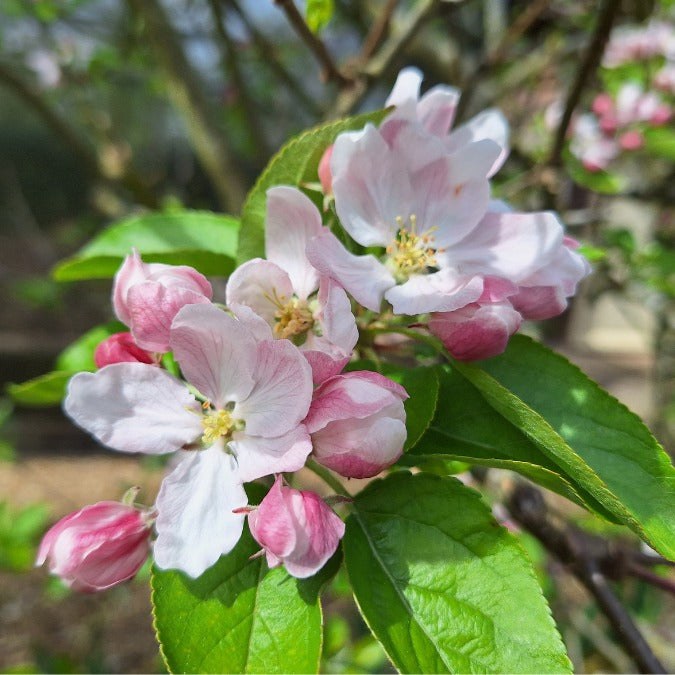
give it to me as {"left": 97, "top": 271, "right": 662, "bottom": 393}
{"left": 305, "top": 459, "right": 351, "bottom": 498}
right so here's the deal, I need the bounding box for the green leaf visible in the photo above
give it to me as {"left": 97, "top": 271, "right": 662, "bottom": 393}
{"left": 55, "top": 321, "right": 126, "bottom": 372}
{"left": 237, "top": 109, "right": 389, "bottom": 265}
{"left": 563, "top": 149, "right": 625, "bottom": 194}
{"left": 456, "top": 335, "right": 675, "bottom": 560}
{"left": 344, "top": 472, "right": 571, "bottom": 674}
{"left": 152, "top": 517, "right": 336, "bottom": 673}
{"left": 643, "top": 126, "right": 675, "bottom": 161}
{"left": 306, "top": 0, "right": 334, "bottom": 32}
{"left": 53, "top": 211, "right": 239, "bottom": 281}
{"left": 408, "top": 365, "right": 613, "bottom": 516}
{"left": 6, "top": 371, "right": 73, "bottom": 407}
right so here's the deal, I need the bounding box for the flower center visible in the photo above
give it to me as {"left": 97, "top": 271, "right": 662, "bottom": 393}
{"left": 385, "top": 215, "right": 444, "bottom": 282}
{"left": 274, "top": 298, "right": 314, "bottom": 342}
{"left": 201, "top": 408, "right": 235, "bottom": 445}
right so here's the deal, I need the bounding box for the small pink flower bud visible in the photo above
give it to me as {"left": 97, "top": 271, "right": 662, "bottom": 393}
{"left": 591, "top": 93, "right": 614, "bottom": 117}
{"left": 428, "top": 302, "right": 522, "bottom": 361}
{"left": 618, "top": 129, "right": 644, "bottom": 151}
{"left": 247, "top": 476, "right": 345, "bottom": 578}
{"left": 650, "top": 104, "right": 672, "bottom": 126}
{"left": 598, "top": 114, "right": 618, "bottom": 134}
{"left": 94, "top": 332, "right": 156, "bottom": 368}
{"left": 317, "top": 144, "right": 334, "bottom": 196}
{"left": 304, "top": 371, "right": 408, "bottom": 478}
{"left": 36, "top": 501, "right": 152, "bottom": 592}
{"left": 112, "top": 250, "right": 213, "bottom": 352}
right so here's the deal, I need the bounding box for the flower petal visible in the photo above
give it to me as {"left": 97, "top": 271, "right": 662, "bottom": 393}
{"left": 64, "top": 364, "right": 202, "bottom": 455}
{"left": 170, "top": 303, "right": 257, "bottom": 408}
{"left": 154, "top": 445, "right": 247, "bottom": 578}
{"left": 265, "top": 186, "right": 323, "bottom": 299}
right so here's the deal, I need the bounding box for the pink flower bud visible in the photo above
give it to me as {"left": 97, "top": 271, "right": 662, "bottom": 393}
{"left": 317, "top": 144, "right": 334, "bottom": 195}
{"left": 650, "top": 104, "right": 672, "bottom": 126}
{"left": 591, "top": 93, "right": 614, "bottom": 117}
{"left": 36, "top": 501, "right": 152, "bottom": 592}
{"left": 94, "top": 332, "right": 156, "bottom": 368}
{"left": 428, "top": 302, "right": 522, "bottom": 361}
{"left": 304, "top": 371, "right": 408, "bottom": 478}
{"left": 113, "top": 250, "right": 213, "bottom": 352}
{"left": 598, "top": 114, "right": 618, "bottom": 134}
{"left": 618, "top": 129, "right": 644, "bottom": 151}
{"left": 247, "top": 476, "right": 345, "bottom": 578}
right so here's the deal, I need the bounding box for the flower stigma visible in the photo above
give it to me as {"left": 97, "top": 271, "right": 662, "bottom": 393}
{"left": 201, "top": 408, "right": 242, "bottom": 445}
{"left": 385, "top": 215, "right": 444, "bottom": 282}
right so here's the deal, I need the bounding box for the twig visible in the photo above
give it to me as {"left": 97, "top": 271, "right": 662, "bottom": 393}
{"left": 625, "top": 561, "right": 675, "bottom": 596}
{"left": 273, "top": 0, "right": 351, "bottom": 87}
{"left": 358, "top": 0, "right": 399, "bottom": 63}
{"left": 226, "top": 0, "right": 322, "bottom": 118}
{"left": 548, "top": 0, "right": 620, "bottom": 167}
{"left": 509, "top": 484, "right": 667, "bottom": 674}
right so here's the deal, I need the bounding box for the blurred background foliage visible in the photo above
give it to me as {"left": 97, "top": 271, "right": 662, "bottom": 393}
{"left": 1, "top": 0, "right": 674, "bottom": 672}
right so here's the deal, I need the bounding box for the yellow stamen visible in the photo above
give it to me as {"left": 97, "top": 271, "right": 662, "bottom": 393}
{"left": 201, "top": 409, "right": 235, "bottom": 445}
{"left": 274, "top": 298, "right": 314, "bottom": 341}
{"left": 385, "top": 214, "right": 445, "bottom": 282}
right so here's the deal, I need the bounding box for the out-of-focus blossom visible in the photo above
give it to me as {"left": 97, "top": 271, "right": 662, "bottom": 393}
{"left": 247, "top": 476, "right": 345, "bottom": 578}
{"left": 569, "top": 113, "right": 620, "bottom": 171}
{"left": 227, "top": 186, "right": 358, "bottom": 384}
{"left": 36, "top": 500, "right": 152, "bottom": 592}
{"left": 113, "top": 250, "right": 212, "bottom": 353}
{"left": 603, "top": 20, "right": 675, "bottom": 67}
{"left": 654, "top": 63, "right": 675, "bottom": 94}
{"left": 94, "top": 332, "right": 156, "bottom": 368}
{"left": 65, "top": 303, "right": 314, "bottom": 578}
{"left": 304, "top": 371, "right": 408, "bottom": 478}
{"left": 26, "top": 49, "right": 61, "bottom": 89}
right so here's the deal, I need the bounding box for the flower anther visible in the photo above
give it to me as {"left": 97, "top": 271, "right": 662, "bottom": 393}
{"left": 385, "top": 215, "right": 444, "bottom": 282}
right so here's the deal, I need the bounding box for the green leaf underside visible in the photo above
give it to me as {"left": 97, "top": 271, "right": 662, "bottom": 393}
{"left": 237, "top": 108, "right": 389, "bottom": 266}
{"left": 56, "top": 320, "right": 126, "bottom": 372}
{"left": 409, "top": 365, "right": 616, "bottom": 518}
{"left": 152, "top": 483, "right": 336, "bottom": 674}
{"left": 344, "top": 472, "right": 571, "bottom": 674}
{"left": 53, "top": 212, "right": 239, "bottom": 280}
{"left": 457, "top": 335, "right": 675, "bottom": 560}
{"left": 644, "top": 126, "right": 675, "bottom": 160}
{"left": 7, "top": 371, "right": 73, "bottom": 407}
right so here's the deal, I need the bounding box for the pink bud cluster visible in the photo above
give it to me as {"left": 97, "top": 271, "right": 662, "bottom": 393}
{"left": 39, "top": 66, "right": 591, "bottom": 590}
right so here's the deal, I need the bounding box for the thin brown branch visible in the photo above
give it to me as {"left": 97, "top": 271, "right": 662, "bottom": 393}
{"left": 358, "top": 0, "right": 399, "bottom": 63}
{"left": 127, "top": 0, "right": 247, "bottom": 213}
{"left": 625, "top": 561, "right": 675, "bottom": 596}
{"left": 548, "top": 0, "right": 621, "bottom": 167}
{"left": 225, "top": 0, "right": 322, "bottom": 118}
{"left": 273, "top": 0, "right": 351, "bottom": 87}
{"left": 509, "top": 484, "right": 667, "bottom": 674}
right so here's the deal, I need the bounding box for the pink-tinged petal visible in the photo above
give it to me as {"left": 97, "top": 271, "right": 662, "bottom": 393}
{"left": 301, "top": 350, "right": 350, "bottom": 386}
{"left": 230, "top": 426, "right": 312, "bottom": 483}
{"left": 229, "top": 303, "right": 275, "bottom": 342}
{"left": 509, "top": 286, "right": 568, "bottom": 320}
{"left": 128, "top": 282, "right": 212, "bottom": 353}
{"left": 170, "top": 303, "right": 257, "bottom": 408}
{"left": 318, "top": 145, "right": 334, "bottom": 195}
{"left": 146, "top": 264, "right": 212, "bottom": 298}
{"left": 519, "top": 242, "right": 591, "bottom": 296}
{"left": 64, "top": 364, "right": 202, "bottom": 455}
{"left": 306, "top": 231, "right": 395, "bottom": 312}
{"left": 154, "top": 445, "right": 247, "bottom": 578}
{"left": 332, "top": 124, "right": 414, "bottom": 246}
{"left": 385, "top": 67, "right": 423, "bottom": 106}
{"left": 313, "top": 416, "right": 407, "bottom": 478}
{"left": 265, "top": 186, "right": 323, "bottom": 299}
{"left": 304, "top": 370, "right": 407, "bottom": 433}
{"left": 446, "top": 109, "right": 510, "bottom": 177}
{"left": 112, "top": 250, "right": 146, "bottom": 326}
{"left": 226, "top": 259, "right": 294, "bottom": 326}
{"left": 385, "top": 270, "right": 484, "bottom": 315}
{"left": 478, "top": 277, "right": 519, "bottom": 303}
{"left": 429, "top": 303, "right": 522, "bottom": 361}
{"left": 234, "top": 339, "right": 313, "bottom": 437}
{"left": 94, "top": 332, "right": 155, "bottom": 368}
{"left": 248, "top": 477, "right": 299, "bottom": 559}
{"left": 416, "top": 85, "right": 461, "bottom": 136}
{"left": 452, "top": 210, "right": 564, "bottom": 283}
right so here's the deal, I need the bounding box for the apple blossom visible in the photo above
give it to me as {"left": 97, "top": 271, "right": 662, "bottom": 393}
{"left": 113, "top": 249, "right": 213, "bottom": 353}
{"left": 36, "top": 500, "right": 152, "bottom": 592}
{"left": 64, "top": 303, "right": 314, "bottom": 577}
{"left": 247, "top": 475, "right": 345, "bottom": 578}
{"left": 304, "top": 371, "right": 408, "bottom": 478}
{"left": 94, "top": 332, "right": 156, "bottom": 368}
{"left": 227, "top": 186, "right": 358, "bottom": 383}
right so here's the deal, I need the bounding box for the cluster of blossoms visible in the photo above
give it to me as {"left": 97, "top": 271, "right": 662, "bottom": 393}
{"left": 557, "top": 18, "right": 675, "bottom": 172}
{"left": 37, "top": 67, "right": 589, "bottom": 591}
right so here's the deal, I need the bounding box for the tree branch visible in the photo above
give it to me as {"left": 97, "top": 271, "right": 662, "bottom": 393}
{"left": 273, "top": 0, "right": 352, "bottom": 87}
{"left": 548, "top": 0, "right": 620, "bottom": 167}
{"left": 508, "top": 484, "right": 667, "bottom": 674}
{"left": 358, "top": 0, "right": 399, "bottom": 63}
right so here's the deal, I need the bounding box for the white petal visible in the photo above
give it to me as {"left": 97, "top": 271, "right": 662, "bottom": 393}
{"left": 385, "top": 67, "right": 423, "bottom": 106}
{"left": 170, "top": 304, "right": 257, "bottom": 408}
{"left": 154, "top": 446, "right": 247, "bottom": 578}
{"left": 265, "top": 186, "right": 323, "bottom": 299}
{"left": 64, "top": 364, "right": 202, "bottom": 455}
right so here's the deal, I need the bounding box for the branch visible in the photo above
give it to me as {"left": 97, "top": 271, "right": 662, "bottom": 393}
{"left": 273, "top": 0, "right": 352, "bottom": 87}
{"left": 548, "top": 0, "right": 620, "bottom": 167}
{"left": 358, "top": 0, "right": 399, "bottom": 63}
{"left": 508, "top": 484, "right": 667, "bottom": 674}
{"left": 126, "top": 0, "right": 247, "bottom": 213}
